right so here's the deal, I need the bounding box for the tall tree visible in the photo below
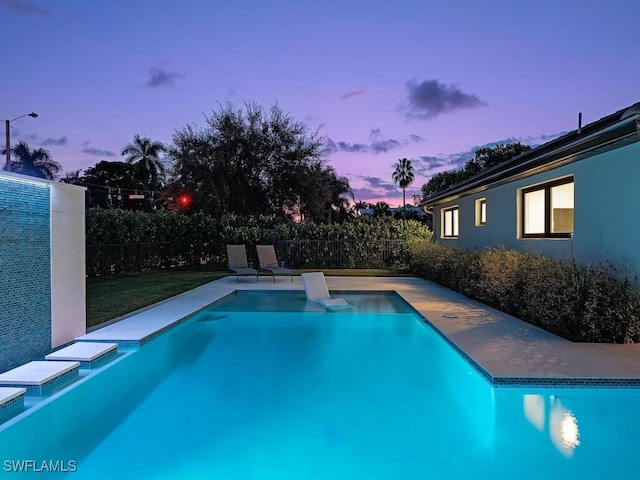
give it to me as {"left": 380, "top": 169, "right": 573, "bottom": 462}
{"left": 463, "top": 142, "right": 531, "bottom": 175}
{"left": 121, "top": 135, "right": 167, "bottom": 191}
{"left": 170, "top": 101, "right": 332, "bottom": 220}
{"left": 392, "top": 157, "right": 415, "bottom": 219}
{"left": 373, "top": 201, "right": 390, "bottom": 218}
{"left": 353, "top": 200, "right": 371, "bottom": 216}
{"left": 3, "top": 140, "right": 61, "bottom": 179}
{"left": 81, "top": 160, "right": 143, "bottom": 208}
{"left": 326, "top": 167, "right": 354, "bottom": 224}
{"left": 60, "top": 169, "right": 82, "bottom": 184}
{"left": 422, "top": 142, "right": 531, "bottom": 198}
{"left": 421, "top": 169, "right": 467, "bottom": 197}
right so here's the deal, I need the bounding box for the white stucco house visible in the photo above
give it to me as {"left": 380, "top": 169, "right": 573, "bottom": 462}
{"left": 421, "top": 101, "right": 640, "bottom": 273}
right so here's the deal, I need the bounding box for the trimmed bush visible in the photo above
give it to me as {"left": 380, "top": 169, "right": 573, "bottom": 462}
{"left": 408, "top": 241, "right": 640, "bottom": 344}
{"left": 86, "top": 209, "right": 432, "bottom": 272}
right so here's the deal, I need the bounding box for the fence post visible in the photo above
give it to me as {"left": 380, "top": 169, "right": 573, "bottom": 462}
{"left": 100, "top": 244, "right": 105, "bottom": 280}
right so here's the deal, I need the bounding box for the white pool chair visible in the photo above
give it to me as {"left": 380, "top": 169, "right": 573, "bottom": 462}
{"left": 301, "top": 272, "right": 354, "bottom": 311}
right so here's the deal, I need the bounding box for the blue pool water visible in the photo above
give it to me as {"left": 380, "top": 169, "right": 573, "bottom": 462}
{"left": 2, "top": 292, "right": 640, "bottom": 479}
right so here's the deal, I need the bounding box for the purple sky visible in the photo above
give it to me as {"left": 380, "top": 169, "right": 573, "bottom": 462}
{"left": 2, "top": 0, "right": 638, "bottom": 207}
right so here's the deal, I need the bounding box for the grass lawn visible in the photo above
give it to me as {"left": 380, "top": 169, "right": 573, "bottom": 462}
{"left": 86, "top": 270, "right": 226, "bottom": 328}
{"left": 87, "top": 268, "right": 411, "bottom": 328}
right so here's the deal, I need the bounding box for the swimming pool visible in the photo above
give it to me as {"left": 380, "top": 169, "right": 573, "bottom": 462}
{"left": 2, "top": 291, "right": 640, "bottom": 479}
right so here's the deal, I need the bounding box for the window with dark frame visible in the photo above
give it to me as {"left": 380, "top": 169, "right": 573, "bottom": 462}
{"left": 521, "top": 177, "right": 574, "bottom": 238}
{"left": 443, "top": 206, "right": 459, "bottom": 238}
{"left": 478, "top": 199, "right": 487, "bottom": 225}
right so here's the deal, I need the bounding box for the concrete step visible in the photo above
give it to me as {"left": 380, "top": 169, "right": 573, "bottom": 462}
{"left": 0, "top": 361, "right": 80, "bottom": 396}
{"left": 0, "top": 387, "right": 27, "bottom": 423}
{"left": 46, "top": 342, "right": 118, "bottom": 368}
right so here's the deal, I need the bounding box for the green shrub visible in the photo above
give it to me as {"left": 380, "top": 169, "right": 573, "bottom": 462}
{"left": 86, "top": 209, "right": 432, "bottom": 271}
{"left": 408, "top": 242, "right": 640, "bottom": 344}
{"left": 87, "top": 209, "right": 431, "bottom": 245}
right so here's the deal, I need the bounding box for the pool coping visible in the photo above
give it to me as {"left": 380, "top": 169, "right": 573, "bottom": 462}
{"left": 0, "top": 361, "right": 80, "bottom": 396}
{"left": 75, "top": 276, "right": 640, "bottom": 388}
{"left": 45, "top": 342, "right": 119, "bottom": 368}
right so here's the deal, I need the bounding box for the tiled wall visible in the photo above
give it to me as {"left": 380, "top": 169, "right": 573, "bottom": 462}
{"left": 0, "top": 176, "right": 52, "bottom": 372}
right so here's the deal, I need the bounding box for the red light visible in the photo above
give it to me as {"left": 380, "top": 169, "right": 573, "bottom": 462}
{"left": 179, "top": 195, "right": 190, "bottom": 206}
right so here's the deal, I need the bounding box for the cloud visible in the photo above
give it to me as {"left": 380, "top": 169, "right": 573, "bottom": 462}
{"left": 351, "top": 175, "right": 422, "bottom": 205}
{"left": 491, "top": 132, "right": 568, "bottom": 148}
{"left": 82, "top": 141, "right": 116, "bottom": 157}
{"left": 401, "top": 79, "right": 486, "bottom": 120}
{"left": 224, "top": 84, "right": 238, "bottom": 97}
{"left": 412, "top": 150, "right": 475, "bottom": 178}
{"left": 369, "top": 130, "right": 404, "bottom": 153}
{"left": 1, "top": 0, "right": 52, "bottom": 17}
{"left": 41, "top": 136, "right": 67, "bottom": 146}
{"left": 339, "top": 90, "right": 365, "bottom": 101}
{"left": 361, "top": 175, "right": 398, "bottom": 193}
{"left": 352, "top": 182, "right": 396, "bottom": 202}
{"left": 336, "top": 141, "right": 369, "bottom": 153}
{"left": 411, "top": 130, "right": 567, "bottom": 179}
{"left": 323, "top": 138, "right": 338, "bottom": 155}
{"left": 23, "top": 133, "right": 67, "bottom": 146}
{"left": 417, "top": 155, "right": 445, "bottom": 169}
{"left": 352, "top": 187, "right": 388, "bottom": 202}
{"left": 353, "top": 176, "right": 398, "bottom": 202}
{"left": 327, "top": 129, "right": 408, "bottom": 155}
{"left": 146, "top": 67, "right": 185, "bottom": 88}
{"left": 409, "top": 134, "right": 424, "bottom": 143}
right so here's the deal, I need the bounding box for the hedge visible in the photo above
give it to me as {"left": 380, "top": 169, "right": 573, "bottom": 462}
{"left": 86, "top": 209, "right": 433, "bottom": 272}
{"left": 408, "top": 240, "right": 640, "bottom": 344}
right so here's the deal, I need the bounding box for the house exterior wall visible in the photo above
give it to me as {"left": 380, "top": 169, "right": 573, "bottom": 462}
{"left": 431, "top": 141, "right": 640, "bottom": 272}
{"left": 0, "top": 172, "right": 85, "bottom": 372}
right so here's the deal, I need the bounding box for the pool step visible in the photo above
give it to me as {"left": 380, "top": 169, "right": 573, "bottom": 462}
{"left": 0, "top": 387, "right": 26, "bottom": 423}
{"left": 46, "top": 342, "right": 118, "bottom": 368}
{"left": 0, "top": 361, "right": 80, "bottom": 396}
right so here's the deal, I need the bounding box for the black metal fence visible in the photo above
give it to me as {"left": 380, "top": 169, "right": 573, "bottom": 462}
{"left": 86, "top": 242, "right": 224, "bottom": 278}
{"left": 86, "top": 239, "right": 409, "bottom": 279}
{"left": 273, "top": 239, "right": 408, "bottom": 269}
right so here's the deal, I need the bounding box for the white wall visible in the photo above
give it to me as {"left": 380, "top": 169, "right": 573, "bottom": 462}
{"left": 50, "top": 182, "right": 86, "bottom": 347}
{"left": 432, "top": 141, "right": 640, "bottom": 272}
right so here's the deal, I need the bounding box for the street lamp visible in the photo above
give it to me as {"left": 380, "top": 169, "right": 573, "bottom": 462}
{"left": 4, "top": 112, "right": 38, "bottom": 172}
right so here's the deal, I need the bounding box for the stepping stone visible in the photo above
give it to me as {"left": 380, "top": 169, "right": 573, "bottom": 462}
{"left": 0, "top": 387, "right": 26, "bottom": 423}
{"left": 0, "top": 361, "right": 80, "bottom": 396}
{"left": 46, "top": 342, "right": 118, "bottom": 368}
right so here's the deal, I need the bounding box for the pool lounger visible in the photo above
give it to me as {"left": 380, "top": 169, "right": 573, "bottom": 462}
{"left": 226, "top": 245, "right": 259, "bottom": 282}
{"left": 301, "top": 272, "right": 354, "bottom": 311}
{"left": 256, "top": 245, "right": 293, "bottom": 282}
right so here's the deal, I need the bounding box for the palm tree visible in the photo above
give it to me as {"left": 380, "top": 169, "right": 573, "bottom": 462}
{"left": 373, "top": 201, "right": 390, "bottom": 218}
{"left": 392, "top": 157, "right": 415, "bottom": 219}
{"left": 327, "top": 168, "right": 354, "bottom": 224}
{"left": 60, "top": 169, "right": 83, "bottom": 184}
{"left": 121, "top": 134, "right": 167, "bottom": 191}
{"left": 353, "top": 200, "right": 370, "bottom": 217}
{"left": 2, "top": 140, "right": 61, "bottom": 179}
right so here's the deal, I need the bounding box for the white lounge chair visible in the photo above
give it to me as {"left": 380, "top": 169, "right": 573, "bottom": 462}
{"left": 256, "top": 245, "right": 293, "bottom": 282}
{"left": 226, "top": 245, "right": 258, "bottom": 282}
{"left": 301, "top": 272, "right": 354, "bottom": 310}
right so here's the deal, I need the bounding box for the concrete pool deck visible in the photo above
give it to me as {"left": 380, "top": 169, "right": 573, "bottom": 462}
{"left": 77, "top": 276, "right": 640, "bottom": 386}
